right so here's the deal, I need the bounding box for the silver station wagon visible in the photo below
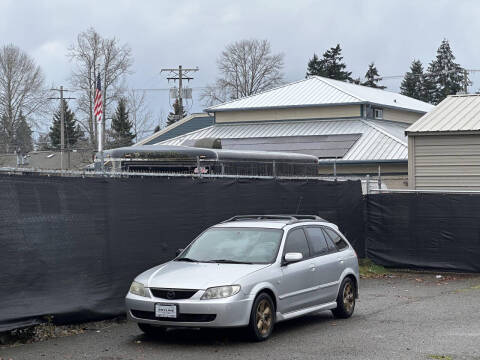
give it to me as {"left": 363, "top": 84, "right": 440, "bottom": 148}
{"left": 125, "top": 215, "right": 359, "bottom": 341}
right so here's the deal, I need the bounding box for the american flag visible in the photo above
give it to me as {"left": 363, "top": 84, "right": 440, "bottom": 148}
{"left": 94, "top": 73, "right": 103, "bottom": 123}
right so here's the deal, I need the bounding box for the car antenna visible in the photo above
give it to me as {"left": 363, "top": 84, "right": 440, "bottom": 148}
{"left": 295, "top": 196, "right": 303, "bottom": 214}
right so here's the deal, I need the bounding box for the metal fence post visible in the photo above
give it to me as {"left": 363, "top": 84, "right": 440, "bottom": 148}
{"left": 377, "top": 165, "right": 381, "bottom": 191}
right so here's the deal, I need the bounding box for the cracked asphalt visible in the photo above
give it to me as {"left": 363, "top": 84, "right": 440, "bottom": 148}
{"left": 2, "top": 272, "right": 480, "bottom": 360}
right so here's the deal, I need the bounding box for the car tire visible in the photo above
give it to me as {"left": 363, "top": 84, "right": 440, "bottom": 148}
{"left": 247, "top": 292, "right": 275, "bottom": 341}
{"left": 137, "top": 323, "right": 166, "bottom": 336}
{"left": 332, "top": 277, "right": 356, "bottom": 319}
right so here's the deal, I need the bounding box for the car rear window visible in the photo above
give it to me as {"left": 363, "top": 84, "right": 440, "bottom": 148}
{"left": 323, "top": 228, "right": 349, "bottom": 251}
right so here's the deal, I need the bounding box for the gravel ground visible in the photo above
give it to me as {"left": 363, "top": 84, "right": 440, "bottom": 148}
{"left": 2, "top": 272, "right": 480, "bottom": 360}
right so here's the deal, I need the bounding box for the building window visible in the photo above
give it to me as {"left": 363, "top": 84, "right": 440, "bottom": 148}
{"left": 373, "top": 108, "right": 383, "bottom": 119}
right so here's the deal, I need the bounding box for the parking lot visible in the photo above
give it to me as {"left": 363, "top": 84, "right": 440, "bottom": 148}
{"left": 2, "top": 272, "right": 480, "bottom": 360}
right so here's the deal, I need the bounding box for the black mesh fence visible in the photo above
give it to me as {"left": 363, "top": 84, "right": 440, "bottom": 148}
{"left": 366, "top": 192, "right": 480, "bottom": 273}
{"left": 0, "top": 174, "right": 364, "bottom": 332}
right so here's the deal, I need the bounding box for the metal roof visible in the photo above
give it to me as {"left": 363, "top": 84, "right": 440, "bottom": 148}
{"left": 406, "top": 95, "right": 480, "bottom": 134}
{"left": 156, "top": 119, "right": 409, "bottom": 163}
{"left": 206, "top": 76, "right": 434, "bottom": 114}
{"left": 135, "top": 113, "right": 214, "bottom": 146}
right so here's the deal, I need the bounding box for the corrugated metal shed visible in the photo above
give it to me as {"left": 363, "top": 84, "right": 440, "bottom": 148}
{"left": 156, "top": 119, "right": 408, "bottom": 163}
{"left": 135, "top": 113, "right": 214, "bottom": 146}
{"left": 207, "top": 76, "right": 434, "bottom": 114}
{"left": 406, "top": 95, "right": 480, "bottom": 134}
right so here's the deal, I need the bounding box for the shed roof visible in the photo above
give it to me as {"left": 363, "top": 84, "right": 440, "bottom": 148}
{"left": 206, "top": 76, "right": 434, "bottom": 114}
{"left": 406, "top": 94, "right": 480, "bottom": 134}
{"left": 156, "top": 118, "right": 409, "bottom": 163}
{"left": 135, "top": 113, "right": 214, "bottom": 146}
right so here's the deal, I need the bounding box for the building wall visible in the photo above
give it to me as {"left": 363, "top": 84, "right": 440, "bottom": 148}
{"left": 382, "top": 108, "right": 423, "bottom": 124}
{"left": 409, "top": 134, "right": 480, "bottom": 190}
{"left": 215, "top": 105, "right": 361, "bottom": 123}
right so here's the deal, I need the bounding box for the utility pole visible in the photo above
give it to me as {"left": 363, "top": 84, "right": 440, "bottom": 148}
{"left": 160, "top": 65, "right": 199, "bottom": 121}
{"left": 49, "top": 87, "right": 75, "bottom": 173}
{"left": 464, "top": 69, "right": 469, "bottom": 94}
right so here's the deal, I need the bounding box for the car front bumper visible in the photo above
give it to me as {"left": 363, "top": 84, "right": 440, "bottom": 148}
{"left": 125, "top": 291, "right": 254, "bottom": 328}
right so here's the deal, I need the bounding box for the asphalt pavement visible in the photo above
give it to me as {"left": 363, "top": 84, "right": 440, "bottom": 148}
{"left": 2, "top": 272, "right": 480, "bottom": 360}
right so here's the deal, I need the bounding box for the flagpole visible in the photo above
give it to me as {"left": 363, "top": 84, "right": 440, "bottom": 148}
{"left": 98, "top": 119, "right": 104, "bottom": 172}
{"left": 94, "top": 69, "right": 104, "bottom": 173}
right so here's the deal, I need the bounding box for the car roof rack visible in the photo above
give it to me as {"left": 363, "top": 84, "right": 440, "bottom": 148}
{"left": 222, "top": 214, "right": 328, "bottom": 224}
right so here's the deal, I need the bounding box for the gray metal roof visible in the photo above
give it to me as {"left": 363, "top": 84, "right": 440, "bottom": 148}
{"left": 406, "top": 94, "right": 480, "bottom": 134}
{"left": 135, "top": 113, "right": 214, "bottom": 146}
{"left": 157, "top": 118, "right": 408, "bottom": 163}
{"left": 207, "top": 76, "right": 434, "bottom": 114}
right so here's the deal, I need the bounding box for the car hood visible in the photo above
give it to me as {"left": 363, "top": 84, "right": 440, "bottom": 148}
{"left": 143, "top": 261, "right": 270, "bottom": 290}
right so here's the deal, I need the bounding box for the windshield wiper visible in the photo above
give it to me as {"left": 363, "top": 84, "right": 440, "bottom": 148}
{"left": 209, "top": 259, "right": 254, "bottom": 264}
{"left": 175, "top": 257, "right": 200, "bottom": 262}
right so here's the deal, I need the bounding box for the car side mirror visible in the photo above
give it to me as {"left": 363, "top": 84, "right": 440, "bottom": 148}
{"left": 175, "top": 248, "right": 184, "bottom": 257}
{"left": 284, "top": 252, "right": 303, "bottom": 264}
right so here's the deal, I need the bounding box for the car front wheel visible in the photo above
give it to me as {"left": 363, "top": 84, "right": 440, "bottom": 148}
{"left": 332, "top": 277, "right": 356, "bottom": 319}
{"left": 247, "top": 292, "right": 275, "bottom": 341}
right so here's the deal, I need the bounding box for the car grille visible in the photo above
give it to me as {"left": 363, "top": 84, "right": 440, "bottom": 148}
{"left": 150, "top": 288, "right": 198, "bottom": 300}
{"left": 131, "top": 310, "right": 216, "bottom": 322}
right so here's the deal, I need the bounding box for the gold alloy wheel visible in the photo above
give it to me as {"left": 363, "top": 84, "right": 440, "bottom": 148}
{"left": 256, "top": 299, "right": 273, "bottom": 335}
{"left": 343, "top": 282, "right": 355, "bottom": 313}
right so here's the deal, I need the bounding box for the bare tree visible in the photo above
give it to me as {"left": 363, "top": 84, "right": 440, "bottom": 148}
{"left": 127, "top": 89, "right": 154, "bottom": 143}
{"left": 0, "top": 44, "right": 46, "bottom": 153}
{"left": 68, "top": 27, "right": 133, "bottom": 149}
{"left": 201, "top": 39, "right": 284, "bottom": 106}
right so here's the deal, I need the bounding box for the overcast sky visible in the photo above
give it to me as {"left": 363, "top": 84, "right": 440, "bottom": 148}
{"left": 1, "top": 0, "right": 479, "bottom": 137}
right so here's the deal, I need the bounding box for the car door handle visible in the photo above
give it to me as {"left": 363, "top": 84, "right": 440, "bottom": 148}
{"left": 309, "top": 264, "right": 316, "bottom": 272}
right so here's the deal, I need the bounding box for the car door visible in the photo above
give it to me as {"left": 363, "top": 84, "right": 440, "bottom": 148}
{"left": 277, "top": 228, "right": 317, "bottom": 314}
{"left": 304, "top": 226, "right": 342, "bottom": 303}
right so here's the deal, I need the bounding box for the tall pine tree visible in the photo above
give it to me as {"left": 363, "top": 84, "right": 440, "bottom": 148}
{"left": 427, "top": 39, "right": 467, "bottom": 105}
{"left": 14, "top": 111, "right": 33, "bottom": 154}
{"left": 400, "top": 60, "right": 431, "bottom": 102}
{"left": 166, "top": 99, "right": 186, "bottom": 126}
{"left": 49, "top": 100, "right": 84, "bottom": 149}
{"left": 306, "top": 44, "right": 351, "bottom": 81}
{"left": 362, "top": 63, "right": 386, "bottom": 89}
{"left": 109, "top": 98, "right": 135, "bottom": 148}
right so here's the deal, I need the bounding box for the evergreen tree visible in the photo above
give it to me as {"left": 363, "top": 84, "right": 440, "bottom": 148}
{"left": 166, "top": 99, "right": 186, "bottom": 126}
{"left": 400, "top": 60, "right": 431, "bottom": 102}
{"left": 306, "top": 53, "right": 322, "bottom": 78}
{"left": 13, "top": 111, "right": 33, "bottom": 154}
{"left": 49, "top": 100, "right": 84, "bottom": 149}
{"left": 362, "top": 63, "right": 386, "bottom": 89}
{"left": 109, "top": 98, "right": 135, "bottom": 148}
{"left": 427, "top": 39, "right": 467, "bottom": 105}
{"left": 306, "top": 44, "right": 352, "bottom": 81}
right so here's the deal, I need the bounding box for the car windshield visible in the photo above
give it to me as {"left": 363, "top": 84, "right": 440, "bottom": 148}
{"left": 177, "top": 227, "right": 283, "bottom": 264}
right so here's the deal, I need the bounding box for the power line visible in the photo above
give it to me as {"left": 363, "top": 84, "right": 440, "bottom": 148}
{"left": 160, "top": 65, "right": 199, "bottom": 119}
{"left": 48, "top": 86, "right": 75, "bottom": 172}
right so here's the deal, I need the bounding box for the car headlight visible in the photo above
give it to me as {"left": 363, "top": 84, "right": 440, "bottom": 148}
{"left": 201, "top": 285, "right": 241, "bottom": 300}
{"left": 129, "top": 281, "right": 148, "bottom": 297}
